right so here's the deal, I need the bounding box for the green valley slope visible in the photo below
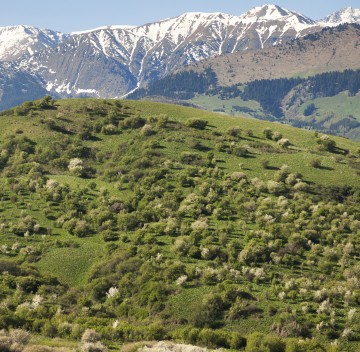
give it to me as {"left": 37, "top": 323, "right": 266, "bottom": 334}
{"left": 0, "top": 97, "right": 359, "bottom": 351}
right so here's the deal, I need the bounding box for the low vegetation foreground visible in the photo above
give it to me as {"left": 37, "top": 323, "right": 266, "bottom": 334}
{"left": 0, "top": 97, "right": 359, "bottom": 351}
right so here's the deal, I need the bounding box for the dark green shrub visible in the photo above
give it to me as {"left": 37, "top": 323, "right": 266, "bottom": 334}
{"left": 233, "top": 146, "right": 248, "bottom": 157}
{"left": 263, "top": 128, "right": 273, "bottom": 139}
{"left": 73, "top": 220, "right": 91, "bottom": 237}
{"left": 197, "top": 328, "right": 229, "bottom": 349}
{"left": 227, "top": 127, "right": 242, "bottom": 138}
{"left": 14, "top": 101, "right": 34, "bottom": 116}
{"left": 122, "top": 116, "right": 146, "bottom": 129}
{"left": 186, "top": 119, "right": 208, "bottom": 130}
{"left": 144, "top": 324, "right": 166, "bottom": 341}
{"left": 310, "top": 159, "right": 322, "bottom": 168}
{"left": 261, "top": 159, "right": 270, "bottom": 169}
{"left": 272, "top": 131, "right": 283, "bottom": 141}
{"left": 42, "top": 321, "right": 58, "bottom": 338}
{"left": 16, "top": 276, "right": 41, "bottom": 293}
{"left": 317, "top": 135, "right": 336, "bottom": 152}
{"left": 102, "top": 231, "right": 119, "bottom": 242}
{"left": 180, "top": 152, "right": 203, "bottom": 165}
{"left": 36, "top": 95, "right": 54, "bottom": 109}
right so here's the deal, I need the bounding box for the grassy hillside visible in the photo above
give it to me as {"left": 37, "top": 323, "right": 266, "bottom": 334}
{"left": 0, "top": 97, "right": 359, "bottom": 351}
{"left": 188, "top": 95, "right": 265, "bottom": 119}
{"left": 187, "top": 90, "right": 360, "bottom": 142}
{"left": 293, "top": 92, "right": 360, "bottom": 141}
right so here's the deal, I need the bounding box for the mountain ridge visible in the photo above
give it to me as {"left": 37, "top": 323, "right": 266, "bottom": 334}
{"left": 0, "top": 5, "right": 359, "bottom": 109}
{"left": 177, "top": 24, "right": 360, "bottom": 86}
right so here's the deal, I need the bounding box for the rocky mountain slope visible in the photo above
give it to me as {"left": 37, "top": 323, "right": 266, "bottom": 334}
{"left": 0, "top": 5, "right": 359, "bottom": 109}
{"left": 177, "top": 24, "right": 360, "bottom": 86}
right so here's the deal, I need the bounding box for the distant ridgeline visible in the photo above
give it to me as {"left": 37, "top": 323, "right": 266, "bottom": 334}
{"left": 129, "top": 68, "right": 218, "bottom": 100}
{"left": 132, "top": 68, "right": 360, "bottom": 119}
{"left": 302, "top": 23, "right": 360, "bottom": 41}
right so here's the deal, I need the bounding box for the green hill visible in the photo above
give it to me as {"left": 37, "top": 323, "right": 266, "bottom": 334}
{"left": 0, "top": 97, "right": 359, "bottom": 351}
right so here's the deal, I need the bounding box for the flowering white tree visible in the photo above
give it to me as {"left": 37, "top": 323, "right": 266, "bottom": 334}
{"left": 31, "top": 294, "right": 43, "bottom": 309}
{"left": 106, "top": 286, "right": 119, "bottom": 299}
{"left": 347, "top": 308, "right": 356, "bottom": 321}
{"left": 317, "top": 299, "right": 332, "bottom": 314}
{"left": 191, "top": 218, "right": 208, "bottom": 233}
{"left": 68, "top": 158, "right": 84, "bottom": 176}
{"left": 80, "top": 329, "right": 108, "bottom": 352}
{"left": 0, "top": 244, "right": 9, "bottom": 254}
{"left": 176, "top": 275, "right": 188, "bottom": 286}
{"left": 46, "top": 179, "right": 59, "bottom": 189}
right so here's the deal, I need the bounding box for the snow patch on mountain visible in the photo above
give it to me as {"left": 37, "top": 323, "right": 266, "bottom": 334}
{"left": 75, "top": 88, "right": 100, "bottom": 96}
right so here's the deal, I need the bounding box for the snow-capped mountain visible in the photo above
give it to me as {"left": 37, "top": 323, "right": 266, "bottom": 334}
{"left": 224, "top": 5, "right": 318, "bottom": 51}
{"left": 238, "top": 4, "right": 315, "bottom": 28}
{"left": 18, "top": 5, "right": 322, "bottom": 99}
{"left": 0, "top": 25, "right": 67, "bottom": 61}
{"left": 0, "top": 4, "right": 359, "bottom": 109}
{"left": 321, "top": 7, "right": 360, "bottom": 26}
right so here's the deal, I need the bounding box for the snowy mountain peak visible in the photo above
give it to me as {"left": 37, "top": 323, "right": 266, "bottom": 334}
{"left": 245, "top": 4, "right": 290, "bottom": 20}
{"left": 240, "top": 4, "right": 314, "bottom": 24}
{"left": 0, "top": 25, "right": 66, "bottom": 61}
{"left": 160, "top": 11, "right": 233, "bottom": 28}
{"left": 321, "top": 7, "right": 360, "bottom": 26}
{"left": 176, "top": 11, "right": 232, "bottom": 19}
{"left": 71, "top": 25, "right": 135, "bottom": 36}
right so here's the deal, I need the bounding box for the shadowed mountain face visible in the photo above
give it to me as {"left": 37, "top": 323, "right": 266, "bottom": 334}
{"left": 0, "top": 5, "right": 359, "bottom": 108}
{"left": 0, "top": 62, "right": 48, "bottom": 110}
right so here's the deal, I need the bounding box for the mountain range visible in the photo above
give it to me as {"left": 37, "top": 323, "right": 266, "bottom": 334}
{"left": 0, "top": 5, "right": 360, "bottom": 110}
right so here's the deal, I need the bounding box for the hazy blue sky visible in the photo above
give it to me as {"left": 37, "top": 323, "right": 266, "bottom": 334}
{"left": 2, "top": 1, "right": 359, "bottom": 32}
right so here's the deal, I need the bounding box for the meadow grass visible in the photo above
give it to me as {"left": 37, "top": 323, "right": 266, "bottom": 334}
{"left": 35, "top": 239, "right": 104, "bottom": 287}
{"left": 300, "top": 92, "right": 360, "bottom": 121}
